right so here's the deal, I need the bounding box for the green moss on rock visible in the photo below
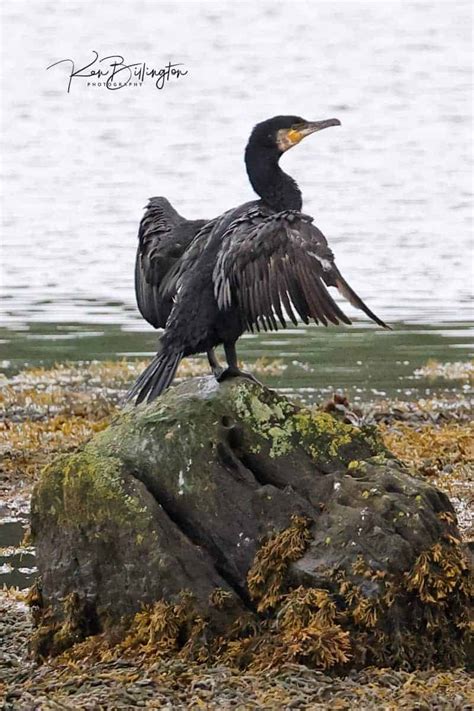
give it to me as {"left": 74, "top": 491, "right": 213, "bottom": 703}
{"left": 33, "top": 446, "right": 149, "bottom": 536}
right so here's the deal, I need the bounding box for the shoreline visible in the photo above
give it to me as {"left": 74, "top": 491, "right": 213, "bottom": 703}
{"left": 0, "top": 359, "right": 472, "bottom": 708}
{"left": 2, "top": 358, "right": 472, "bottom": 539}
{"left": 1, "top": 586, "right": 472, "bottom": 709}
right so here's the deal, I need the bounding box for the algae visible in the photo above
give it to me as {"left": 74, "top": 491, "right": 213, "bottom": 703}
{"left": 247, "top": 515, "right": 313, "bottom": 612}
{"left": 32, "top": 522, "right": 471, "bottom": 671}
{"left": 230, "top": 381, "right": 386, "bottom": 465}
{"left": 32, "top": 446, "right": 149, "bottom": 534}
{"left": 30, "top": 589, "right": 100, "bottom": 659}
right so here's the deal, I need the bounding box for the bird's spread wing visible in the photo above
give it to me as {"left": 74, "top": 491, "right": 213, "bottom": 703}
{"left": 135, "top": 197, "right": 207, "bottom": 328}
{"left": 213, "top": 210, "right": 389, "bottom": 332}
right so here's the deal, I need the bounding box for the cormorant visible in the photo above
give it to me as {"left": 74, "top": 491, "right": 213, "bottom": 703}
{"left": 129, "top": 115, "right": 388, "bottom": 404}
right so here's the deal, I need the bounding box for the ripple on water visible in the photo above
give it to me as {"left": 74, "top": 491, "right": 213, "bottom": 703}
{"left": 0, "top": 2, "right": 472, "bottom": 326}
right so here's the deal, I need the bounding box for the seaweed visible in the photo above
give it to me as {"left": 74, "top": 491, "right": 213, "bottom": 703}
{"left": 247, "top": 515, "right": 312, "bottom": 612}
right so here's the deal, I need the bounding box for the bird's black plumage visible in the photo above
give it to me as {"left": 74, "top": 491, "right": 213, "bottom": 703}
{"left": 134, "top": 197, "right": 225, "bottom": 375}
{"left": 129, "top": 115, "right": 389, "bottom": 404}
{"left": 135, "top": 196, "right": 208, "bottom": 329}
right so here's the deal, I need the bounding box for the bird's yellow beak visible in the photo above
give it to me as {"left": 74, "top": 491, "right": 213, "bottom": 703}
{"left": 277, "top": 118, "right": 341, "bottom": 152}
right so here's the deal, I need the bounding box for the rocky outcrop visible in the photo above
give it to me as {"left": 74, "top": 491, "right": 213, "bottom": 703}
{"left": 30, "top": 377, "right": 471, "bottom": 669}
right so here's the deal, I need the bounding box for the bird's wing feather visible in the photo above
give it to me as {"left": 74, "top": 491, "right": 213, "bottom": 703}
{"left": 135, "top": 197, "right": 206, "bottom": 328}
{"left": 213, "top": 210, "right": 389, "bottom": 332}
{"left": 159, "top": 217, "right": 219, "bottom": 300}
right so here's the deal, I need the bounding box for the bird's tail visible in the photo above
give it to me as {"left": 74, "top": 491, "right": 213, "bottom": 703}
{"left": 127, "top": 349, "right": 183, "bottom": 404}
{"left": 334, "top": 274, "right": 391, "bottom": 330}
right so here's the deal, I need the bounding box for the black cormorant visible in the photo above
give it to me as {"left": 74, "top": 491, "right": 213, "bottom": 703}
{"left": 129, "top": 115, "right": 388, "bottom": 404}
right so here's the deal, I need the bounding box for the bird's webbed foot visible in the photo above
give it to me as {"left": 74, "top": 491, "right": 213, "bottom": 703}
{"left": 216, "top": 366, "right": 261, "bottom": 386}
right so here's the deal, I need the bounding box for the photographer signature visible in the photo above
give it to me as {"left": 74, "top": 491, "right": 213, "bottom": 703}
{"left": 47, "top": 51, "right": 188, "bottom": 92}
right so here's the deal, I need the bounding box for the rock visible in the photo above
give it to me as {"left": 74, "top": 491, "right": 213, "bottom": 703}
{"left": 30, "top": 377, "right": 471, "bottom": 669}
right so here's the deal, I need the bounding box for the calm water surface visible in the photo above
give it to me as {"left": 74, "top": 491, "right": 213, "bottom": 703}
{"left": 1, "top": 1, "right": 473, "bottom": 327}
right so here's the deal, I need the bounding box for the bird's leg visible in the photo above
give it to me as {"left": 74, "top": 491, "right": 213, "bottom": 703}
{"left": 207, "top": 349, "right": 225, "bottom": 380}
{"left": 216, "top": 342, "right": 261, "bottom": 385}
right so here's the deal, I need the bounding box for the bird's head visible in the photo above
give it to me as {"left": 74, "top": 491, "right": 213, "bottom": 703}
{"left": 247, "top": 115, "right": 341, "bottom": 157}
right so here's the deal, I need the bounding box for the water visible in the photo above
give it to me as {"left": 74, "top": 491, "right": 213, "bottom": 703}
{"left": 0, "top": 1, "right": 473, "bottom": 327}
{"left": 0, "top": 514, "right": 36, "bottom": 590}
{"left": 1, "top": 319, "right": 473, "bottom": 404}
